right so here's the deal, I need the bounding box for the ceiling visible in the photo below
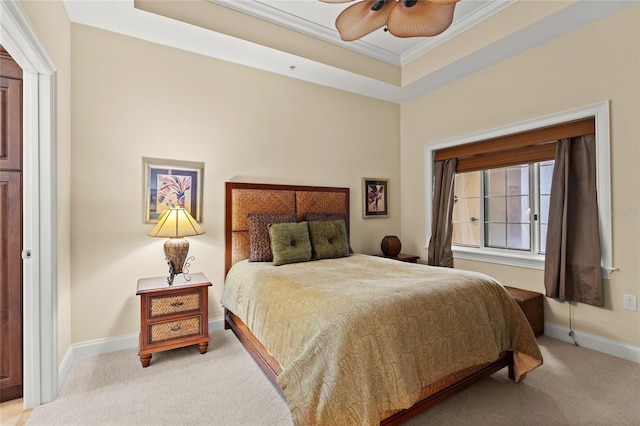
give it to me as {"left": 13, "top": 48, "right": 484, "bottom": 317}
{"left": 210, "top": 0, "right": 513, "bottom": 66}
{"left": 63, "top": 0, "right": 634, "bottom": 104}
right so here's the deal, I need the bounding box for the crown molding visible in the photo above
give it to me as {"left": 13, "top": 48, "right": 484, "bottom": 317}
{"left": 400, "top": 0, "right": 515, "bottom": 66}
{"left": 64, "top": 0, "right": 636, "bottom": 104}
{"left": 211, "top": 0, "right": 402, "bottom": 65}
{"left": 211, "top": 0, "right": 517, "bottom": 67}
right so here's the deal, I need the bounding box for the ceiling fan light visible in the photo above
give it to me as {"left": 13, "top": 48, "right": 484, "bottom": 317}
{"left": 335, "top": 0, "right": 393, "bottom": 41}
{"left": 387, "top": 1, "right": 457, "bottom": 38}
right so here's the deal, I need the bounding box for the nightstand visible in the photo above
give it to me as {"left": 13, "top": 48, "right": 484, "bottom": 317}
{"left": 505, "top": 286, "right": 544, "bottom": 336}
{"left": 136, "top": 272, "right": 212, "bottom": 367}
{"left": 375, "top": 253, "right": 420, "bottom": 263}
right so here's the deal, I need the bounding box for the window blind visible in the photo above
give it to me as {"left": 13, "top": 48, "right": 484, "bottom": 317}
{"left": 434, "top": 118, "right": 595, "bottom": 173}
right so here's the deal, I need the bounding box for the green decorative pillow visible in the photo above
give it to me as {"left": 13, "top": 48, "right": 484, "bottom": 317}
{"left": 247, "top": 213, "right": 297, "bottom": 262}
{"left": 268, "top": 222, "right": 312, "bottom": 266}
{"left": 308, "top": 219, "right": 349, "bottom": 260}
{"left": 305, "top": 212, "right": 353, "bottom": 253}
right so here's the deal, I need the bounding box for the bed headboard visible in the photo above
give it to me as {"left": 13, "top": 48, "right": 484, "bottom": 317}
{"left": 225, "top": 182, "right": 350, "bottom": 275}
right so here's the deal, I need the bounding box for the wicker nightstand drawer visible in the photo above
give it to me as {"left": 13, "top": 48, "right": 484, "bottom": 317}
{"left": 148, "top": 316, "right": 201, "bottom": 344}
{"left": 149, "top": 292, "right": 200, "bottom": 317}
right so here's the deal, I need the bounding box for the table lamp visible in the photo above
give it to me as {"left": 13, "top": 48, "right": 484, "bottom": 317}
{"left": 148, "top": 207, "right": 205, "bottom": 284}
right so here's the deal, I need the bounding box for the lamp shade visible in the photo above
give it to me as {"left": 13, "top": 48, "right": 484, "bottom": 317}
{"left": 148, "top": 207, "right": 205, "bottom": 238}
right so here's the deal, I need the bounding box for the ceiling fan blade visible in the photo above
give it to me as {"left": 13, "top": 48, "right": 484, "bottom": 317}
{"left": 417, "top": 0, "right": 459, "bottom": 4}
{"left": 335, "top": 0, "right": 394, "bottom": 41}
{"left": 387, "top": 0, "right": 457, "bottom": 38}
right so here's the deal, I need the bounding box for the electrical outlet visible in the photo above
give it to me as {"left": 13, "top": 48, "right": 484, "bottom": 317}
{"left": 623, "top": 294, "right": 637, "bottom": 311}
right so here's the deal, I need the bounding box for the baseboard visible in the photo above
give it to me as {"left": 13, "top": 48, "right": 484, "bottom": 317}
{"left": 58, "top": 317, "right": 226, "bottom": 389}
{"left": 544, "top": 323, "right": 640, "bottom": 363}
{"left": 57, "top": 318, "right": 639, "bottom": 393}
{"left": 58, "top": 346, "right": 74, "bottom": 391}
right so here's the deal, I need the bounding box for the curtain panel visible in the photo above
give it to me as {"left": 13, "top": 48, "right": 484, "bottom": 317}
{"left": 427, "top": 158, "right": 457, "bottom": 267}
{"left": 544, "top": 134, "right": 603, "bottom": 307}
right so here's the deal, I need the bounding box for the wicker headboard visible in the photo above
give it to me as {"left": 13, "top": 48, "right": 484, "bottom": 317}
{"left": 225, "top": 182, "right": 350, "bottom": 275}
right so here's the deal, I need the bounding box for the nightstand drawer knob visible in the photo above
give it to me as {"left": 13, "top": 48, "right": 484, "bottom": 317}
{"left": 171, "top": 325, "right": 182, "bottom": 333}
{"left": 170, "top": 301, "right": 184, "bottom": 308}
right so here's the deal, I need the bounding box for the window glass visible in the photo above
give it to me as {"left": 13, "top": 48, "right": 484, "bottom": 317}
{"left": 486, "top": 169, "right": 505, "bottom": 196}
{"left": 487, "top": 223, "right": 506, "bottom": 248}
{"left": 487, "top": 197, "right": 506, "bottom": 222}
{"left": 452, "top": 172, "right": 481, "bottom": 247}
{"left": 454, "top": 162, "right": 550, "bottom": 254}
{"left": 507, "top": 165, "right": 528, "bottom": 195}
{"left": 507, "top": 195, "right": 529, "bottom": 222}
{"left": 508, "top": 223, "right": 530, "bottom": 250}
{"left": 538, "top": 160, "right": 554, "bottom": 254}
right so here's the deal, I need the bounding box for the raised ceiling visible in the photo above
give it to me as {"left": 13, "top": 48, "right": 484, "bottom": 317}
{"left": 210, "top": 0, "right": 513, "bottom": 66}
{"left": 64, "top": 0, "right": 634, "bottom": 103}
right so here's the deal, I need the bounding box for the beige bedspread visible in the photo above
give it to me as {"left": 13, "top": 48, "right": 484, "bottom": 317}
{"left": 222, "top": 254, "right": 543, "bottom": 425}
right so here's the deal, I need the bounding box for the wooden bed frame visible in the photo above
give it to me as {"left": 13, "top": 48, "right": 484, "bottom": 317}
{"left": 223, "top": 181, "right": 514, "bottom": 425}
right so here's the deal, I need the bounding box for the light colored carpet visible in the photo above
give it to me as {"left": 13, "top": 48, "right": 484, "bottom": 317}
{"left": 27, "top": 331, "right": 640, "bottom": 425}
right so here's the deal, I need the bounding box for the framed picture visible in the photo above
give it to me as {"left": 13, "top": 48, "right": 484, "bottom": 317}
{"left": 362, "top": 178, "right": 389, "bottom": 218}
{"left": 143, "top": 157, "right": 204, "bottom": 223}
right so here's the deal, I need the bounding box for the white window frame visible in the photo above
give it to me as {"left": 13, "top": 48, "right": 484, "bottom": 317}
{"left": 425, "top": 101, "right": 613, "bottom": 278}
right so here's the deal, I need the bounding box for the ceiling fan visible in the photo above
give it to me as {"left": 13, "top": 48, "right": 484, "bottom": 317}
{"left": 321, "top": 0, "right": 461, "bottom": 41}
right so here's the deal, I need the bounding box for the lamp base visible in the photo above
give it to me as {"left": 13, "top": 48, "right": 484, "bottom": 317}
{"left": 164, "top": 237, "right": 191, "bottom": 285}
{"left": 165, "top": 260, "right": 194, "bottom": 285}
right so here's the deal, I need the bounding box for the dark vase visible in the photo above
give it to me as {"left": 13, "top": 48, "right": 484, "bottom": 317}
{"left": 381, "top": 235, "right": 401, "bottom": 257}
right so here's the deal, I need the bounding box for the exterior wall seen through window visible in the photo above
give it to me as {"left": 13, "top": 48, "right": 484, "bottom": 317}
{"left": 452, "top": 161, "right": 554, "bottom": 256}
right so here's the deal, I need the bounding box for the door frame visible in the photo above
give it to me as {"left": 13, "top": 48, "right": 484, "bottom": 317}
{"left": 1, "top": 0, "right": 58, "bottom": 407}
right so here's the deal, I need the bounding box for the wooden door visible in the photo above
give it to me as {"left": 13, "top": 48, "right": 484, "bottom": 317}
{"left": 0, "top": 44, "right": 23, "bottom": 403}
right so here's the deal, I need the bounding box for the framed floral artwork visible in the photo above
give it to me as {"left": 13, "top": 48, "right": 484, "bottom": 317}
{"left": 362, "top": 178, "right": 389, "bottom": 218}
{"left": 143, "top": 157, "right": 204, "bottom": 223}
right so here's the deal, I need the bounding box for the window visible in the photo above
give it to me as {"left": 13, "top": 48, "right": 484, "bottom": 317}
{"left": 424, "top": 101, "right": 613, "bottom": 277}
{"left": 452, "top": 161, "right": 554, "bottom": 256}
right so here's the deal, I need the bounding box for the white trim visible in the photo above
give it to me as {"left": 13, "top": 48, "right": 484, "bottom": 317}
{"left": 544, "top": 323, "right": 640, "bottom": 364}
{"left": 425, "top": 101, "right": 613, "bottom": 278}
{"left": 211, "top": 0, "right": 516, "bottom": 67}
{"left": 401, "top": 0, "right": 515, "bottom": 66}
{"left": 72, "top": 332, "right": 142, "bottom": 362}
{"left": 59, "top": 318, "right": 226, "bottom": 387}
{"left": 62, "top": 318, "right": 226, "bottom": 391}
{"left": 62, "top": 0, "right": 636, "bottom": 104}
{"left": 57, "top": 346, "right": 73, "bottom": 391}
{"left": 453, "top": 246, "right": 546, "bottom": 270}
{"left": 211, "top": 0, "right": 401, "bottom": 66}
{"left": 0, "top": 0, "right": 57, "bottom": 408}
{"left": 73, "top": 316, "right": 225, "bottom": 360}
{"left": 57, "top": 317, "right": 638, "bottom": 391}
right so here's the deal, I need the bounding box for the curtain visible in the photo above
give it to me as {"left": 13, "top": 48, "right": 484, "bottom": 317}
{"left": 544, "top": 134, "right": 603, "bottom": 306}
{"left": 427, "top": 158, "right": 457, "bottom": 267}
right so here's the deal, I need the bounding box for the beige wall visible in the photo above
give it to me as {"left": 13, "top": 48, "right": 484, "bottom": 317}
{"left": 70, "top": 24, "right": 400, "bottom": 343}
{"left": 402, "top": 0, "right": 574, "bottom": 86}
{"left": 20, "top": 0, "right": 73, "bottom": 363}
{"left": 401, "top": 6, "right": 640, "bottom": 346}
{"left": 136, "top": 0, "right": 401, "bottom": 86}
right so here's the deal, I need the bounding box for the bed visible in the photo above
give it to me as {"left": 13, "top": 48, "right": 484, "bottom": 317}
{"left": 222, "top": 182, "right": 543, "bottom": 425}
